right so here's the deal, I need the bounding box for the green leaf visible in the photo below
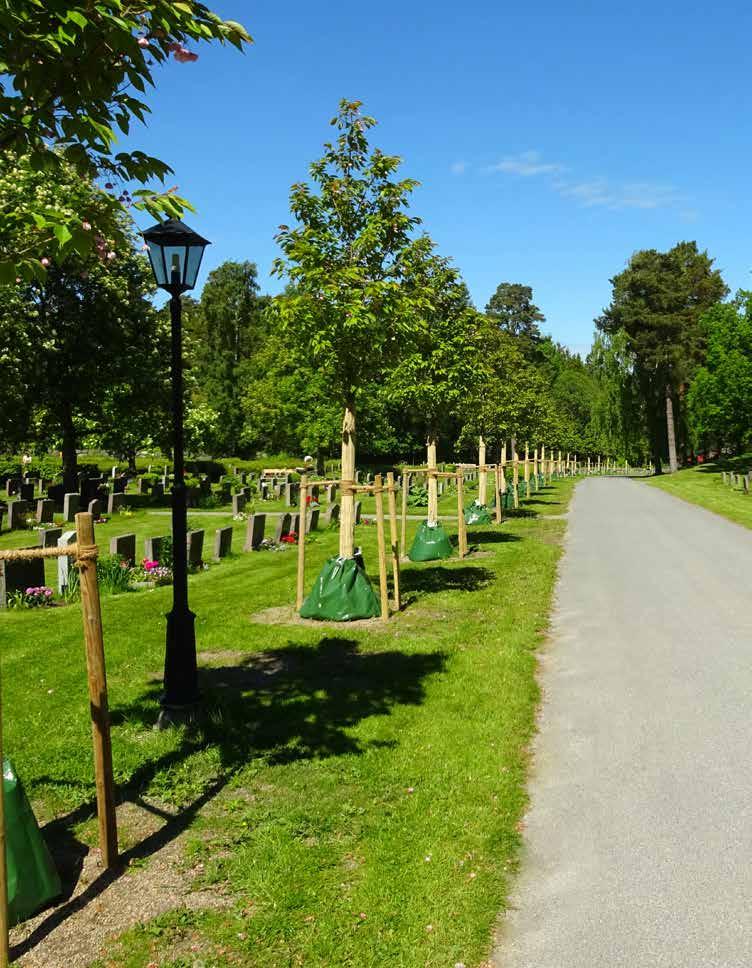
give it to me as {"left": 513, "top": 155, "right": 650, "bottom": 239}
{"left": 53, "top": 224, "right": 73, "bottom": 247}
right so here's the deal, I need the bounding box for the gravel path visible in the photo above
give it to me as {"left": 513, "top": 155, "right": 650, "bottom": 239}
{"left": 494, "top": 476, "right": 752, "bottom": 968}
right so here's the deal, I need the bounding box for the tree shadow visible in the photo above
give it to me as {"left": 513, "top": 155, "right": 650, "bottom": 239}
{"left": 12, "top": 636, "right": 446, "bottom": 960}
{"left": 399, "top": 565, "right": 495, "bottom": 598}
{"left": 504, "top": 508, "right": 538, "bottom": 518}
{"left": 466, "top": 531, "right": 521, "bottom": 545}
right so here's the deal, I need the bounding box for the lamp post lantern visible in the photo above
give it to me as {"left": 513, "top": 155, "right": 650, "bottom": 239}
{"left": 142, "top": 217, "right": 210, "bottom": 717}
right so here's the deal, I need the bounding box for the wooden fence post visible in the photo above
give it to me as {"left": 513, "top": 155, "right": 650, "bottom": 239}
{"left": 374, "top": 475, "right": 389, "bottom": 623}
{"left": 386, "top": 472, "right": 401, "bottom": 611}
{"left": 75, "top": 512, "right": 118, "bottom": 869}
{"left": 494, "top": 465, "right": 503, "bottom": 524}
{"left": 401, "top": 471, "right": 410, "bottom": 554}
{"left": 296, "top": 476, "right": 308, "bottom": 610}
{"left": 456, "top": 473, "right": 468, "bottom": 558}
{"left": 0, "top": 651, "right": 8, "bottom": 968}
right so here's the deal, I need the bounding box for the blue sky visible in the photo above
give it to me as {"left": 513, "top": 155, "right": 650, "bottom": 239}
{"left": 130, "top": 0, "right": 752, "bottom": 354}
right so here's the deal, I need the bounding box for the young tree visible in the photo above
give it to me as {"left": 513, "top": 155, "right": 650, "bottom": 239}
{"left": 272, "top": 100, "right": 432, "bottom": 561}
{"left": 598, "top": 241, "right": 727, "bottom": 473}
{"left": 383, "top": 252, "right": 478, "bottom": 552}
{"left": 0, "top": 2, "right": 251, "bottom": 280}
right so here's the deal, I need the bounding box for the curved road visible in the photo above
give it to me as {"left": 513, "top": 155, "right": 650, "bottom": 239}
{"left": 495, "top": 476, "right": 752, "bottom": 968}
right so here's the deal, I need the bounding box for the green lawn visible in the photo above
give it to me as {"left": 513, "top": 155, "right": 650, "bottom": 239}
{"left": 1, "top": 478, "right": 574, "bottom": 968}
{"left": 644, "top": 456, "right": 752, "bottom": 530}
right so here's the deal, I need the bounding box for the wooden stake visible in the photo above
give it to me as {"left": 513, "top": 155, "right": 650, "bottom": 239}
{"left": 386, "top": 472, "right": 401, "bottom": 611}
{"left": 478, "top": 436, "right": 487, "bottom": 505}
{"left": 513, "top": 450, "right": 519, "bottom": 509}
{"left": 75, "top": 512, "right": 118, "bottom": 869}
{"left": 401, "top": 471, "right": 410, "bottom": 555}
{"left": 296, "top": 476, "right": 308, "bottom": 610}
{"left": 427, "top": 434, "right": 439, "bottom": 524}
{"left": 456, "top": 473, "right": 468, "bottom": 558}
{"left": 494, "top": 465, "right": 503, "bottom": 524}
{"left": 339, "top": 406, "right": 356, "bottom": 558}
{"left": 374, "top": 475, "right": 389, "bottom": 623}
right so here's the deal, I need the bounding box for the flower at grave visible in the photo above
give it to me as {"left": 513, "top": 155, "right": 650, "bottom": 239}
{"left": 280, "top": 532, "right": 297, "bottom": 544}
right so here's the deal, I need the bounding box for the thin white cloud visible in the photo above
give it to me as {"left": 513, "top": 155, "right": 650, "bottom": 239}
{"left": 450, "top": 160, "right": 467, "bottom": 175}
{"left": 486, "top": 150, "right": 565, "bottom": 177}
{"left": 481, "top": 151, "right": 691, "bottom": 214}
{"left": 555, "top": 178, "right": 685, "bottom": 211}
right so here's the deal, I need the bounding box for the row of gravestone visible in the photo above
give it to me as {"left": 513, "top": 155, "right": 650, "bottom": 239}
{"left": 0, "top": 490, "right": 133, "bottom": 533}
{"left": 721, "top": 470, "right": 751, "bottom": 493}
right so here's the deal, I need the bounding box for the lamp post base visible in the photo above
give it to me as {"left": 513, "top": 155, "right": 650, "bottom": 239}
{"left": 159, "top": 607, "right": 200, "bottom": 727}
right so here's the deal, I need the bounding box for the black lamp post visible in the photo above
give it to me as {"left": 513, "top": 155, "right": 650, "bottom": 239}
{"left": 142, "top": 217, "right": 210, "bottom": 715}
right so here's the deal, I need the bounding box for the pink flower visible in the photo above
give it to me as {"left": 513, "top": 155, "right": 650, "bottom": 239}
{"left": 40, "top": 257, "right": 49, "bottom": 267}
{"left": 107, "top": 251, "right": 116, "bottom": 260}
{"left": 174, "top": 47, "right": 198, "bottom": 63}
{"left": 82, "top": 220, "right": 92, "bottom": 231}
{"left": 137, "top": 36, "right": 149, "bottom": 47}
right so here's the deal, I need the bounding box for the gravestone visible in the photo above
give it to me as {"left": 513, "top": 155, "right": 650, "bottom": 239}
{"left": 354, "top": 501, "right": 362, "bottom": 524}
{"left": 39, "top": 526, "right": 62, "bottom": 549}
{"left": 244, "top": 513, "right": 266, "bottom": 551}
{"left": 275, "top": 513, "right": 292, "bottom": 543}
{"left": 273, "top": 482, "right": 283, "bottom": 498}
{"left": 0, "top": 554, "right": 46, "bottom": 608}
{"left": 284, "top": 483, "right": 299, "bottom": 507}
{"left": 63, "top": 492, "right": 80, "bottom": 522}
{"left": 113, "top": 476, "right": 127, "bottom": 494}
{"left": 47, "top": 484, "right": 65, "bottom": 511}
{"left": 5, "top": 479, "right": 20, "bottom": 496}
{"left": 57, "top": 530, "right": 77, "bottom": 593}
{"left": 326, "top": 484, "right": 336, "bottom": 503}
{"left": 152, "top": 482, "right": 164, "bottom": 500}
{"left": 290, "top": 512, "right": 302, "bottom": 537}
{"left": 744, "top": 477, "right": 749, "bottom": 494}
{"left": 213, "top": 526, "right": 233, "bottom": 559}
{"left": 107, "top": 492, "right": 125, "bottom": 515}
{"left": 187, "top": 529, "right": 204, "bottom": 568}
{"left": 81, "top": 477, "right": 105, "bottom": 503}
{"left": 310, "top": 485, "right": 320, "bottom": 502}
{"left": 324, "top": 503, "right": 340, "bottom": 527}
{"left": 308, "top": 508, "right": 320, "bottom": 532}
{"left": 722, "top": 472, "right": 728, "bottom": 485}
{"left": 110, "top": 533, "right": 136, "bottom": 564}
{"left": 0, "top": 507, "right": 4, "bottom": 534}
{"left": 144, "top": 535, "right": 169, "bottom": 563}
{"left": 241, "top": 486, "right": 251, "bottom": 501}
{"left": 438, "top": 481, "right": 445, "bottom": 496}
{"left": 232, "top": 493, "right": 247, "bottom": 516}
{"left": 35, "top": 499, "right": 54, "bottom": 524}
{"left": 111, "top": 465, "right": 118, "bottom": 478}
{"left": 136, "top": 477, "right": 146, "bottom": 495}
{"left": 7, "top": 500, "right": 28, "bottom": 530}
{"left": 19, "top": 483, "right": 34, "bottom": 502}
{"left": 260, "top": 482, "right": 269, "bottom": 500}
{"left": 88, "top": 499, "right": 101, "bottom": 520}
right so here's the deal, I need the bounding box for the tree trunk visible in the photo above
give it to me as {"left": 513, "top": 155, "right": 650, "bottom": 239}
{"left": 126, "top": 449, "right": 137, "bottom": 475}
{"left": 315, "top": 448, "right": 325, "bottom": 475}
{"left": 665, "top": 383, "right": 678, "bottom": 473}
{"left": 60, "top": 406, "right": 78, "bottom": 494}
{"left": 427, "top": 432, "right": 439, "bottom": 525}
{"left": 478, "top": 436, "right": 487, "bottom": 505}
{"left": 339, "top": 404, "right": 356, "bottom": 558}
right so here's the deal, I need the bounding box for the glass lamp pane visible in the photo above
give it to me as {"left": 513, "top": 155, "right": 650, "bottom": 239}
{"left": 146, "top": 241, "right": 167, "bottom": 286}
{"left": 163, "top": 246, "right": 187, "bottom": 285}
{"left": 184, "top": 244, "right": 206, "bottom": 290}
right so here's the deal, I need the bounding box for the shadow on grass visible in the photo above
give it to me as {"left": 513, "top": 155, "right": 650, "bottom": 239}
{"left": 400, "top": 564, "right": 495, "bottom": 599}
{"left": 466, "top": 531, "right": 522, "bottom": 545}
{"left": 13, "top": 636, "right": 446, "bottom": 961}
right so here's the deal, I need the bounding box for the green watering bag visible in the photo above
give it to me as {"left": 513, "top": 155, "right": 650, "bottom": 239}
{"left": 408, "top": 520, "right": 453, "bottom": 561}
{"left": 464, "top": 501, "right": 493, "bottom": 526}
{"left": 300, "top": 555, "right": 381, "bottom": 621}
{"left": 4, "top": 758, "right": 61, "bottom": 925}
